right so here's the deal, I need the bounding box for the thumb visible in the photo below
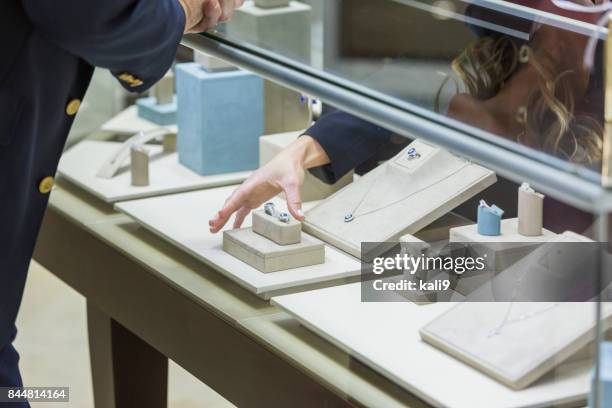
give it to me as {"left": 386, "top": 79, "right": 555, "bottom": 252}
{"left": 283, "top": 182, "right": 304, "bottom": 222}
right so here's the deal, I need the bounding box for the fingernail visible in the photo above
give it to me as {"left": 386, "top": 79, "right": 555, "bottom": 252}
{"left": 297, "top": 209, "right": 305, "bottom": 218}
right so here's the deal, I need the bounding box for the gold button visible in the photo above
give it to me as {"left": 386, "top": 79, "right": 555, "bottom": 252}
{"left": 66, "top": 99, "right": 81, "bottom": 116}
{"left": 38, "top": 176, "right": 55, "bottom": 194}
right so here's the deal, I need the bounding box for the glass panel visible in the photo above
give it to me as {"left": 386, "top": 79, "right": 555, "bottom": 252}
{"left": 208, "top": 0, "right": 609, "bottom": 183}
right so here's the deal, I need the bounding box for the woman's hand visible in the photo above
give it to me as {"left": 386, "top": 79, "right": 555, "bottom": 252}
{"left": 209, "top": 135, "right": 330, "bottom": 233}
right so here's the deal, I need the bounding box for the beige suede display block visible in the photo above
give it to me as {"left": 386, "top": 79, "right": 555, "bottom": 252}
{"left": 223, "top": 227, "right": 324, "bottom": 273}
{"left": 193, "top": 51, "right": 235, "bottom": 72}
{"left": 304, "top": 140, "right": 497, "bottom": 258}
{"left": 252, "top": 210, "right": 301, "bottom": 245}
{"left": 259, "top": 132, "right": 353, "bottom": 202}
{"left": 227, "top": 2, "right": 311, "bottom": 133}
{"left": 450, "top": 218, "right": 557, "bottom": 273}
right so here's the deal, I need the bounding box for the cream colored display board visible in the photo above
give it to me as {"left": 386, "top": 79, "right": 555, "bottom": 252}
{"left": 100, "top": 105, "right": 178, "bottom": 135}
{"left": 115, "top": 186, "right": 361, "bottom": 299}
{"left": 259, "top": 131, "right": 354, "bottom": 202}
{"left": 304, "top": 140, "right": 497, "bottom": 258}
{"left": 58, "top": 140, "right": 250, "bottom": 203}
{"left": 450, "top": 218, "right": 557, "bottom": 273}
{"left": 420, "top": 232, "right": 606, "bottom": 390}
{"left": 272, "top": 283, "right": 594, "bottom": 408}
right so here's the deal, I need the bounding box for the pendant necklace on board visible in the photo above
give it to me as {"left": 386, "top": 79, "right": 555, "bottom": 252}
{"left": 343, "top": 147, "right": 471, "bottom": 223}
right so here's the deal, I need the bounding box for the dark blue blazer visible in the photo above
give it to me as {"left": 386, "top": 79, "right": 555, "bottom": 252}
{"left": 0, "top": 0, "right": 184, "bottom": 348}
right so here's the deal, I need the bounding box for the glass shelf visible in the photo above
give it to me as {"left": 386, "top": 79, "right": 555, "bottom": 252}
{"left": 178, "top": 2, "right": 612, "bottom": 406}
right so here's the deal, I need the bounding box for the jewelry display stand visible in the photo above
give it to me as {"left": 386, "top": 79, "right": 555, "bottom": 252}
{"left": 58, "top": 140, "right": 250, "bottom": 202}
{"left": 223, "top": 226, "right": 325, "bottom": 273}
{"left": 252, "top": 209, "right": 301, "bottom": 245}
{"left": 130, "top": 146, "right": 150, "bottom": 187}
{"left": 136, "top": 70, "right": 177, "bottom": 125}
{"left": 259, "top": 131, "right": 354, "bottom": 202}
{"left": 518, "top": 183, "right": 544, "bottom": 236}
{"left": 420, "top": 232, "right": 607, "bottom": 390}
{"left": 450, "top": 218, "right": 557, "bottom": 274}
{"left": 115, "top": 186, "right": 361, "bottom": 299}
{"left": 304, "top": 140, "right": 496, "bottom": 258}
{"left": 176, "top": 62, "right": 264, "bottom": 176}
{"left": 227, "top": 0, "right": 311, "bottom": 133}
{"left": 271, "top": 282, "right": 594, "bottom": 408}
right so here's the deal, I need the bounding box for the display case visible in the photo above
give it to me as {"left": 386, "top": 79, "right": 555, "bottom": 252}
{"left": 176, "top": 1, "right": 612, "bottom": 407}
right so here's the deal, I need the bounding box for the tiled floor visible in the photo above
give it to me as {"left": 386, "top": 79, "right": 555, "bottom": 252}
{"left": 15, "top": 262, "right": 234, "bottom": 408}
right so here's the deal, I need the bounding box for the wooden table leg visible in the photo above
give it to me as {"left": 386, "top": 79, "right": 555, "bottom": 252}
{"left": 87, "top": 302, "right": 168, "bottom": 408}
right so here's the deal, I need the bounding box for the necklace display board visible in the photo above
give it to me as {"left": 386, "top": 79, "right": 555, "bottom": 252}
{"left": 304, "top": 140, "right": 496, "bottom": 258}
{"left": 115, "top": 186, "right": 361, "bottom": 299}
{"left": 58, "top": 140, "right": 250, "bottom": 203}
{"left": 271, "top": 282, "right": 593, "bottom": 408}
{"left": 420, "top": 232, "right": 608, "bottom": 390}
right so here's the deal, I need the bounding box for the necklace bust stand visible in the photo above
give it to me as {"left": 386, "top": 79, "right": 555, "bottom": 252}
{"left": 259, "top": 131, "right": 354, "bottom": 202}
{"left": 304, "top": 140, "right": 496, "bottom": 259}
{"left": 420, "top": 231, "right": 608, "bottom": 390}
{"left": 226, "top": 0, "right": 311, "bottom": 134}
{"left": 223, "top": 206, "right": 324, "bottom": 273}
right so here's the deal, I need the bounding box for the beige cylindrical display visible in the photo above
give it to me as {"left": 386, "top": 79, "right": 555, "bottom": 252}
{"left": 518, "top": 183, "right": 544, "bottom": 236}
{"left": 130, "top": 146, "right": 150, "bottom": 187}
{"left": 162, "top": 133, "right": 177, "bottom": 153}
{"left": 153, "top": 70, "right": 175, "bottom": 105}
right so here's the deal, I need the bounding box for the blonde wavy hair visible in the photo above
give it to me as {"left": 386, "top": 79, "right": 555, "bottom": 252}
{"left": 440, "top": 36, "right": 603, "bottom": 164}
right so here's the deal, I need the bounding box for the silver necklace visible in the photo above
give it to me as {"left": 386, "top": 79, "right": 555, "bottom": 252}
{"left": 488, "top": 248, "right": 561, "bottom": 338}
{"left": 344, "top": 148, "right": 470, "bottom": 223}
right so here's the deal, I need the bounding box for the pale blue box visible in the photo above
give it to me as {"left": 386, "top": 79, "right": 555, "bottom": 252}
{"left": 176, "top": 63, "right": 264, "bottom": 176}
{"left": 589, "top": 342, "right": 612, "bottom": 407}
{"left": 136, "top": 96, "right": 177, "bottom": 125}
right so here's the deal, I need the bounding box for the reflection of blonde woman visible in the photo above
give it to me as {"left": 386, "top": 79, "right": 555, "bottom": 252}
{"left": 442, "top": 24, "right": 603, "bottom": 164}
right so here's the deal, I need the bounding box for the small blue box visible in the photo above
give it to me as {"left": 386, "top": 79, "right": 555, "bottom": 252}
{"left": 477, "top": 200, "right": 504, "bottom": 236}
{"left": 589, "top": 342, "right": 612, "bottom": 407}
{"left": 136, "top": 96, "right": 177, "bottom": 125}
{"left": 176, "top": 63, "right": 264, "bottom": 176}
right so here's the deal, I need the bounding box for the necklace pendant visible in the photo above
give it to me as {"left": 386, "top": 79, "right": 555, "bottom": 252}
{"left": 344, "top": 213, "right": 354, "bottom": 223}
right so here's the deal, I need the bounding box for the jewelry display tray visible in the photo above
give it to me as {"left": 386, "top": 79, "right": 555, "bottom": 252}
{"left": 420, "top": 231, "right": 610, "bottom": 391}
{"left": 58, "top": 140, "right": 250, "bottom": 203}
{"left": 272, "top": 282, "right": 595, "bottom": 408}
{"left": 115, "top": 186, "right": 361, "bottom": 299}
{"left": 303, "top": 140, "right": 496, "bottom": 258}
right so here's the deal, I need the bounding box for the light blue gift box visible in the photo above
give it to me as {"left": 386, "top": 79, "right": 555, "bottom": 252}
{"left": 589, "top": 342, "right": 612, "bottom": 407}
{"left": 136, "top": 96, "right": 177, "bottom": 125}
{"left": 477, "top": 200, "right": 504, "bottom": 236}
{"left": 176, "top": 63, "right": 264, "bottom": 176}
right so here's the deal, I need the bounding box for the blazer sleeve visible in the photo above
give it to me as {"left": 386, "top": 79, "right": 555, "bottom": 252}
{"left": 22, "top": 0, "right": 185, "bottom": 92}
{"left": 305, "top": 110, "right": 394, "bottom": 184}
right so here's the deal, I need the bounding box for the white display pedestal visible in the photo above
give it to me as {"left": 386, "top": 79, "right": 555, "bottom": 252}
{"left": 115, "top": 186, "right": 361, "bottom": 299}
{"left": 272, "top": 283, "right": 594, "bottom": 408}
{"left": 259, "top": 131, "right": 354, "bottom": 202}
